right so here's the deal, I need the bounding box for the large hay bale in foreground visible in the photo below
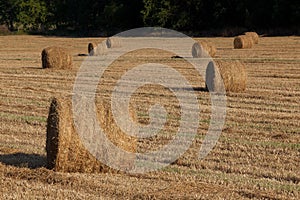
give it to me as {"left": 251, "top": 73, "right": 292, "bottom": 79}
{"left": 106, "top": 37, "right": 122, "bottom": 48}
{"left": 245, "top": 32, "right": 259, "bottom": 44}
{"left": 192, "top": 41, "right": 217, "bottom": 58}
{"left": 41, "top": 46, "right": 73, "bottom": 69}
{"left": 206, "top": 60, "right": 247, "bottom": 92}
{"left": 46, "top": 97, "right": 136, "bottom": 173}
{"left": 233, "top": 35, "right": 253, "bottom": 49}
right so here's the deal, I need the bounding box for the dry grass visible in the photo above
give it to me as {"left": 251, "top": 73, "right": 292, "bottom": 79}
{"left": 0, "top": 35, "right": 299, "bottom": 199}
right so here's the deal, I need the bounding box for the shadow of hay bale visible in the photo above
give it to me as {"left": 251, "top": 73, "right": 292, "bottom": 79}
{"left": 0, "top": 153, "right": 46, "bottom": 169}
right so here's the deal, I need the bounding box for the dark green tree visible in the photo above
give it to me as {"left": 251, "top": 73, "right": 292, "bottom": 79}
{"left": 0, "top": 0, "right": 20, "bottom": 31}
{"left": 0, "top": 0, "right": 49, "bottom": 31}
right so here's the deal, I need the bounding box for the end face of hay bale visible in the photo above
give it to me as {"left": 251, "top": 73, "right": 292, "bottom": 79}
{"left": 41, "top": 46, "right": 73, "bottom": 69}
{"left": 206, "top": 60, "right": 247, "bottom": 93}
{"left": 46, "top": 98, "right": 59, "bottom": 170}
{"left": 205, "top": 61, "right": 223, "bottom": 92}
{"left": 192, "top": 42, "right": 201, "bottom": 58}
{"left": 88, "top": 43, "right": 97, "bottom": 56}
{"left": 245, "top": 32, "right": 259, "bottom": 44}
{"left": 234, "top": 35, "right": 253, "bottom": 49}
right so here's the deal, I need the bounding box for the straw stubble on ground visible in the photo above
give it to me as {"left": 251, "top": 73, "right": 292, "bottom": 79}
{"left": 0, "top": 35, "right": 299, "bottom": 199}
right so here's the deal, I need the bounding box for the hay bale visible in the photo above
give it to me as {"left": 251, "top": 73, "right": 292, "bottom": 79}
{"left": 88, "top": 43, "right": 97, "bottom": 56}
{"left": 88, "top": 42, "right": 108, "bottom": 56}
{"left": 46, "top": 97, "right": 136, "bottom": 173}
{"left": 245, "top": 32, "right": 259, "bottom": 44}
{"left": 41, "top": 46, "right": 73, "bottom": 69}
{"left": 192, "top": 41, "right": 216, "bottom": 58}
{"left": 106, "top": 37, "right": 122, "bottom": 48}
{"left": 206, "top": 60, "right": 247, "bottom": 92}
{"left": 233, "top": 35, "right": 253, "bottom": 49}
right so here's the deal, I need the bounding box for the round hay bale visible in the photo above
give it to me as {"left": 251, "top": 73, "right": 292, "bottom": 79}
{"left": 245, "top": 32, "right": 259, "bottom": 44}
{"left": 41, "top": 46, "right": 73, "bottom": 69}
{"left": 88, "top": 42, "right": 108, "bottom": 56}
{"left": 192, "top": 41, "right": 216, "bottom": 58}
{"left": 46, "top": 96, "right": 136, "bottom": 173}
{"left": 206, "top": 60, "right": 247, "bottom": 93}
{"left": 106, "top": 37, "right": 122, "bottom": 48}
{"left": 233, "top": 35, "right": 253, "bottom": 49}
{"left": 88, "top": 42, "right": 97, "bottom": 56}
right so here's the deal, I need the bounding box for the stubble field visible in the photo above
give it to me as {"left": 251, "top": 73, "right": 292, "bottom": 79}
{"left": 0, "top": 35, "right": 299, "bottom": 199}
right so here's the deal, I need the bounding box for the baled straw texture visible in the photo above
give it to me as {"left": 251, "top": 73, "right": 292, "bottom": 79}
{"left": 233, "top": 35, "right": 253, "bottom": 49}
{"left": 106, "top": 37, "right": 122, "bottom": 48}
{"left": 46, "top": 96, "right": 136, "bottom": 173}
{"left": 192, "top": 41, "right": 217, "bottom": 58}
{"left": 206, "top": 60, "right": 247, "bottom": 93}
{"left": 245, "top": 32, "right": 259, "bottom": 44}
{"left": 41, "top": 46, "right": 73, "bottom": 69}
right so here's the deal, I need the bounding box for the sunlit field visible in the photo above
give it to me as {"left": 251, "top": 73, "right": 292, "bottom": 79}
{"left": 0, "top": 35, "right": 299, "bottom": 199}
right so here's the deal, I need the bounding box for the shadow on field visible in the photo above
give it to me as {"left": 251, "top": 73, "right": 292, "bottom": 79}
{"left": 0, "top": 153, "right": 46, "bottom": 169}
{"left": 193, "top": 87, "right": 208, "bottom": 92}
{"left": 171, "top": 87, "right": 208, "bottom": 92}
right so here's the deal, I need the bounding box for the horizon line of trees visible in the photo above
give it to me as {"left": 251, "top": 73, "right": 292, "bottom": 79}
{"left": 0, "top": 0, "right": 299, "bottom": 35}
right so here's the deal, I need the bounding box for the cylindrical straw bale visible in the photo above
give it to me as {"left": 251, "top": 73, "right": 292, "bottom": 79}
{"left": 41, "top": 46, "right": 73, "bottom": 69}
{"left": 206, "top": 60, "right": 247, "bottom": 92}
{"left": 192, "top": 41, "right": 217, "bottom": 58}
{"left": 233, "top": 35, "right": 253, "bottom": 49}
{"left": 106, "top": 37, "right": 122, "bottom": 48}
{"left": 46, "top": 97, "right": 136, "bottom": 173}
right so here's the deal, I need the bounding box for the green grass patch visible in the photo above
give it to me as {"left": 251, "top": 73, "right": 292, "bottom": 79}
{"left": 0, "top": 112, "right": 47, "bottom": 123}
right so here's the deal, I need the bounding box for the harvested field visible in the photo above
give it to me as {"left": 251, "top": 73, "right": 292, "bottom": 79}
{"left": 0, "top": 35, "right": 299, "bottom": 199}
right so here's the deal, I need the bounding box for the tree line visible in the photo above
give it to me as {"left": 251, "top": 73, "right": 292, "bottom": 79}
{"left": 0, "top": 0, "right": 299, "bottom": 35}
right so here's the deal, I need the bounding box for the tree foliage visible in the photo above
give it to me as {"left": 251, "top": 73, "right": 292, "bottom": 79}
{"left": 0, "top": 0, "right": 299, "bottom": 34}
{"left": 0, "top": 0, "right": 49, "bottom": 31}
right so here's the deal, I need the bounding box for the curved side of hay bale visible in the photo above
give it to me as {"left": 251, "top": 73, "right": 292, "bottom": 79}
{"left": 209, "top": 44, "right": 217, "bottom": 57}
{"left": 46, "top": 97, "right": 136, "bottom": 173}
{"left": 234, "top": 35, "right": 253, "bottom": 49}
{"left": 88, "top": 43, "right": 97, "bottom": 56}
{"left": 206, "top": 60, "right": 247, "bottom": 92}
{"left": 41, "top": 46, "right": 73, "bottom": 69}
{"left": 106, "top": 37, "right": 122, "bottom": 48}
{"left": 245, "top": 32, "right": 259, "bottom": 44}
{"left": 192, "top": 41, "right": 216, "bottom": 58}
